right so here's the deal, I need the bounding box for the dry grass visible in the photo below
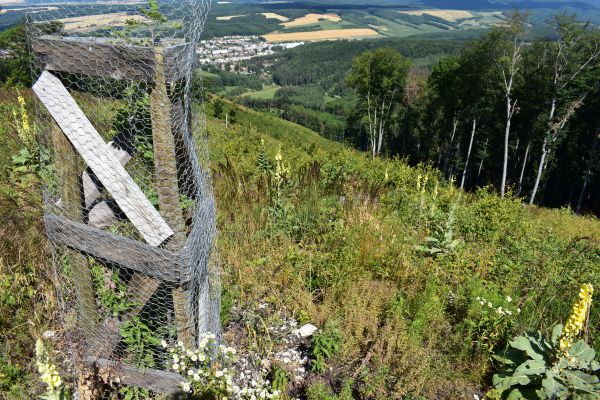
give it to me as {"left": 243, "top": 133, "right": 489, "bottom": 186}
{"left": 261, "top": 12, "right": 289, "bottom": 22}
{"left": 263, "top": 28, "right": 379, "bottom": 42}
{"left": 282, "top": 13, "right": 342, "bottom": 28}
{"left": 58, "top": 12, "right": 149, "bottom": 33}
{"left": 399, "top": 9, "right": 474, "bottom": 21}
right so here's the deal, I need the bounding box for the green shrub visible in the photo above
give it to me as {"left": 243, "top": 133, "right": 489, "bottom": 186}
{"left": 310, "top": 321, "right": 343, "bottom": 372}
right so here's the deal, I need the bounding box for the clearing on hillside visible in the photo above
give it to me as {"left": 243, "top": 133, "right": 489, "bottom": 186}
{"left": 282, "top": 13, "right": 342, "bottom": 27}
{"left": 398, "top": 9, "right": 474, "bottom": 21}
{"left": 263, "top": 28, "right": 379, "bottom": 42}
{"left": 216, "top": 14, "right": 245, "bottom": 21}
{"left": 261, "top": 12, "right": 289, "bottom": 22}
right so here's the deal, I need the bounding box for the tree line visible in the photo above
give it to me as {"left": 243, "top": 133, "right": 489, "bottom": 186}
{"left": 346, "top": 12, "right": 600, "bottom": 214}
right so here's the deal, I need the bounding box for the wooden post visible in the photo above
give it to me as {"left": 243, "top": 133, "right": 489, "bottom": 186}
{"left": 150, "top": 46, "right": 194, "bottom": 347}
{"left": 49, "top": 124, "right": 102, "bottom": 400}
{"left": 50, "top": 124, "right": 99, "bottom": 337}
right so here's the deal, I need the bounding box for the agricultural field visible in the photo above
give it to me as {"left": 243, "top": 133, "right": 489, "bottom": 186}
{"left": 263, "top": 28, "right": 379, "bottom": 42}
{"left": 281, "top": 13, "right": 342, "bottom": 28}
{"left": 57, "top": 12, "right": 149, "bottom": 33}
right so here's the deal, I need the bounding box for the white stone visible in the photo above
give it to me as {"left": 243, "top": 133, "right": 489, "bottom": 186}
{"left": 295, "top": 324, "right": 318, "bottom": 338}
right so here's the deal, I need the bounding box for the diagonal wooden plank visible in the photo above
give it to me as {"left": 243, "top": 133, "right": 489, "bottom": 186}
{"left": 33, "top": 71, "right": 173, "bottom": 247}
{"left": 83, "top": 141, "right": 132, "bottom": 209}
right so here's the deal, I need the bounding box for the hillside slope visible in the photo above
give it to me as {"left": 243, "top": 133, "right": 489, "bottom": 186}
{"left": 206, "top": 98, "right": 600, "bottom": 398}
{"left": 0, "top": 90, "right": 598, "bottom": 398}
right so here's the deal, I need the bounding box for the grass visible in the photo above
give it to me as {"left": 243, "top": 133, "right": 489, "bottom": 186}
{"left": 1, "top": 89, "right": 599, "bottom": 399}
{"left": 206, "top": 98, "right": 600, "bottom": 398}
{"left": 240, "top": 84, "right": 279, "bottom": 100}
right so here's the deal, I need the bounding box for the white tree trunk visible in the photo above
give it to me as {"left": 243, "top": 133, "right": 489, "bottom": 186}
{"left": 530, "top": 137, "right": 549, "bottom": 206}
{"left": 477, "top": 138, "right": 489, "bottom": 183}
{"left": 443, "top": 117, "right": 459, "bottom": 176}
{"left": 530, "top": 98, "right": 556, "bottom": 205}
{"left": 516, "top": 140, "right": 530, "bottom": 197}
{"left": 501, "top": 95, "right": 514, "bottom": 198}
{"left": 461, "top": 118, "right": 477, "bottom": 190}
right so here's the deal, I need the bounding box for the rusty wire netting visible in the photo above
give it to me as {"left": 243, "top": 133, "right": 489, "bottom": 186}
{"left": 26, "top": 0, "right": 219, "bottom": 396}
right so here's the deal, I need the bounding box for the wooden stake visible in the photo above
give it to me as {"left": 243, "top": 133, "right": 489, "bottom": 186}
{"left": 49, "top": 124, "right": 102, "bottom": 400}
{"left": 151, "top": 46, "right": 194, "bottom": 347}
{"left": 49, "top": 124, "right": 99, "bottom": 338}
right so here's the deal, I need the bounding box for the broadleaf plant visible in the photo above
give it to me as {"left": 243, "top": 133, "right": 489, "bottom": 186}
{"left": 490, "top": 327, "right": 599, "bottom": 399}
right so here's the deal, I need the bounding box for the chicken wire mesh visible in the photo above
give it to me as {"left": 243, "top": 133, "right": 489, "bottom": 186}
{"left": 26, "top": 0, "right": 219, "bottom": 396}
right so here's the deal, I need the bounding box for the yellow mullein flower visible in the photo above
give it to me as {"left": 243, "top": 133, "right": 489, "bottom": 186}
{"left": 559, "top": 283, "right": 593, "bottom": 354}
{"left": 13, "top": 94, "right": 35, "bottom": 151}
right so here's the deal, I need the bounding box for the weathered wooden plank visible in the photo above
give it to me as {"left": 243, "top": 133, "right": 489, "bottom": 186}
{"left": 49, "top": 123, "right": 100, "bottom": 339}
{"left": 83, "top": 141, "right": 132, "bottom": 209}
{"left": 151, "top": 46, "right": 195, "bottom": 347}
{"left": 164, "top": 42, "right": 194, "bottom": 83}
{"left": 33, "top": 71, "right": 174, "bottom": 247}
{"left": 32, "top": 36, "right": 189, "bottom": 83}
{"left": 32, "top": 36, "right": 155, "bottom": 82}
{"left": 44, "top": 214, "right": 183, "bottom": 284}
{"left": 85, "top": 357, "right": 184, "bottom": 394}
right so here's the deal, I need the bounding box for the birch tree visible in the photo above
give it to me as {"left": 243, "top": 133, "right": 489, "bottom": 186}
{"left": 529, "top": 14, "right": 600, "bottom": 205}
{"left": 492, "top": 11, "right": 530, "bottom": 197}
{"left": 347, "top": 48, "right": 411, "bottom": 158}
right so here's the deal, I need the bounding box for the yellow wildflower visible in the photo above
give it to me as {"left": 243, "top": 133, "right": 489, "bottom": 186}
{"left": 559, "top": 283, "right": 593, "bottom": 353}
{"left": 13, "top": 94, "right": 35, "bottom": 150}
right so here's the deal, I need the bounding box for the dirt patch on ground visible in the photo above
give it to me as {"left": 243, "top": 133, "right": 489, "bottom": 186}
{"left": 263, "top": 28, "right": 379, "bottom": 42}
{"left": 58, "top": 12, "right": 149, "bottom": 32}
{"left": 282, "top": 13, "right": 342, "bottom": 27}
{"left": 398, "top": 9, "right": 474, "bottom": 21}
{"left": 261, "top": 12, "right": 289, "bottom": 22}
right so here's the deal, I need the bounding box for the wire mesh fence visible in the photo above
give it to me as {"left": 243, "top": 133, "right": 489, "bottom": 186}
{"left": 26, "top": 0, "right": 219, "bottom": 397}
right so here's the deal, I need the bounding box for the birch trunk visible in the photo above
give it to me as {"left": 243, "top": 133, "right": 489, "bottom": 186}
{"left": 530, "top": 137, "right": 549, "bottom": 206}
{"left": 516, "top": 140, "right": 530, "bottom": 197}
{"left": 530, "top": 98, "right": 556, "bottom": 205}
{"left": 461, "top": 118, "right": 477, "bottom": 190}
{"left": 443, "top": 117, "right": 459, "bottom": 177}
{"left": 477, "top": 138, "right": 489, "bottom": 184}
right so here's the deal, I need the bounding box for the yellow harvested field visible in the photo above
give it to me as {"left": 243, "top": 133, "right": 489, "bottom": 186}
{"left": 261, "top": 12, "right": 289, "bottom": 22}
{"left": 282, "top": 13, "right": 342, "bottom": 27}
{"left": 59, "top": 13, "right": 149, "bottom": 32}
{"left": 263, "top": 28, "right": 379, "bottom": 42}
{"left": 398, "top": 9, "right": 474, "bottom": 21}
{"left": 216, "top": 15, "right": 245, "bottom": 21}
